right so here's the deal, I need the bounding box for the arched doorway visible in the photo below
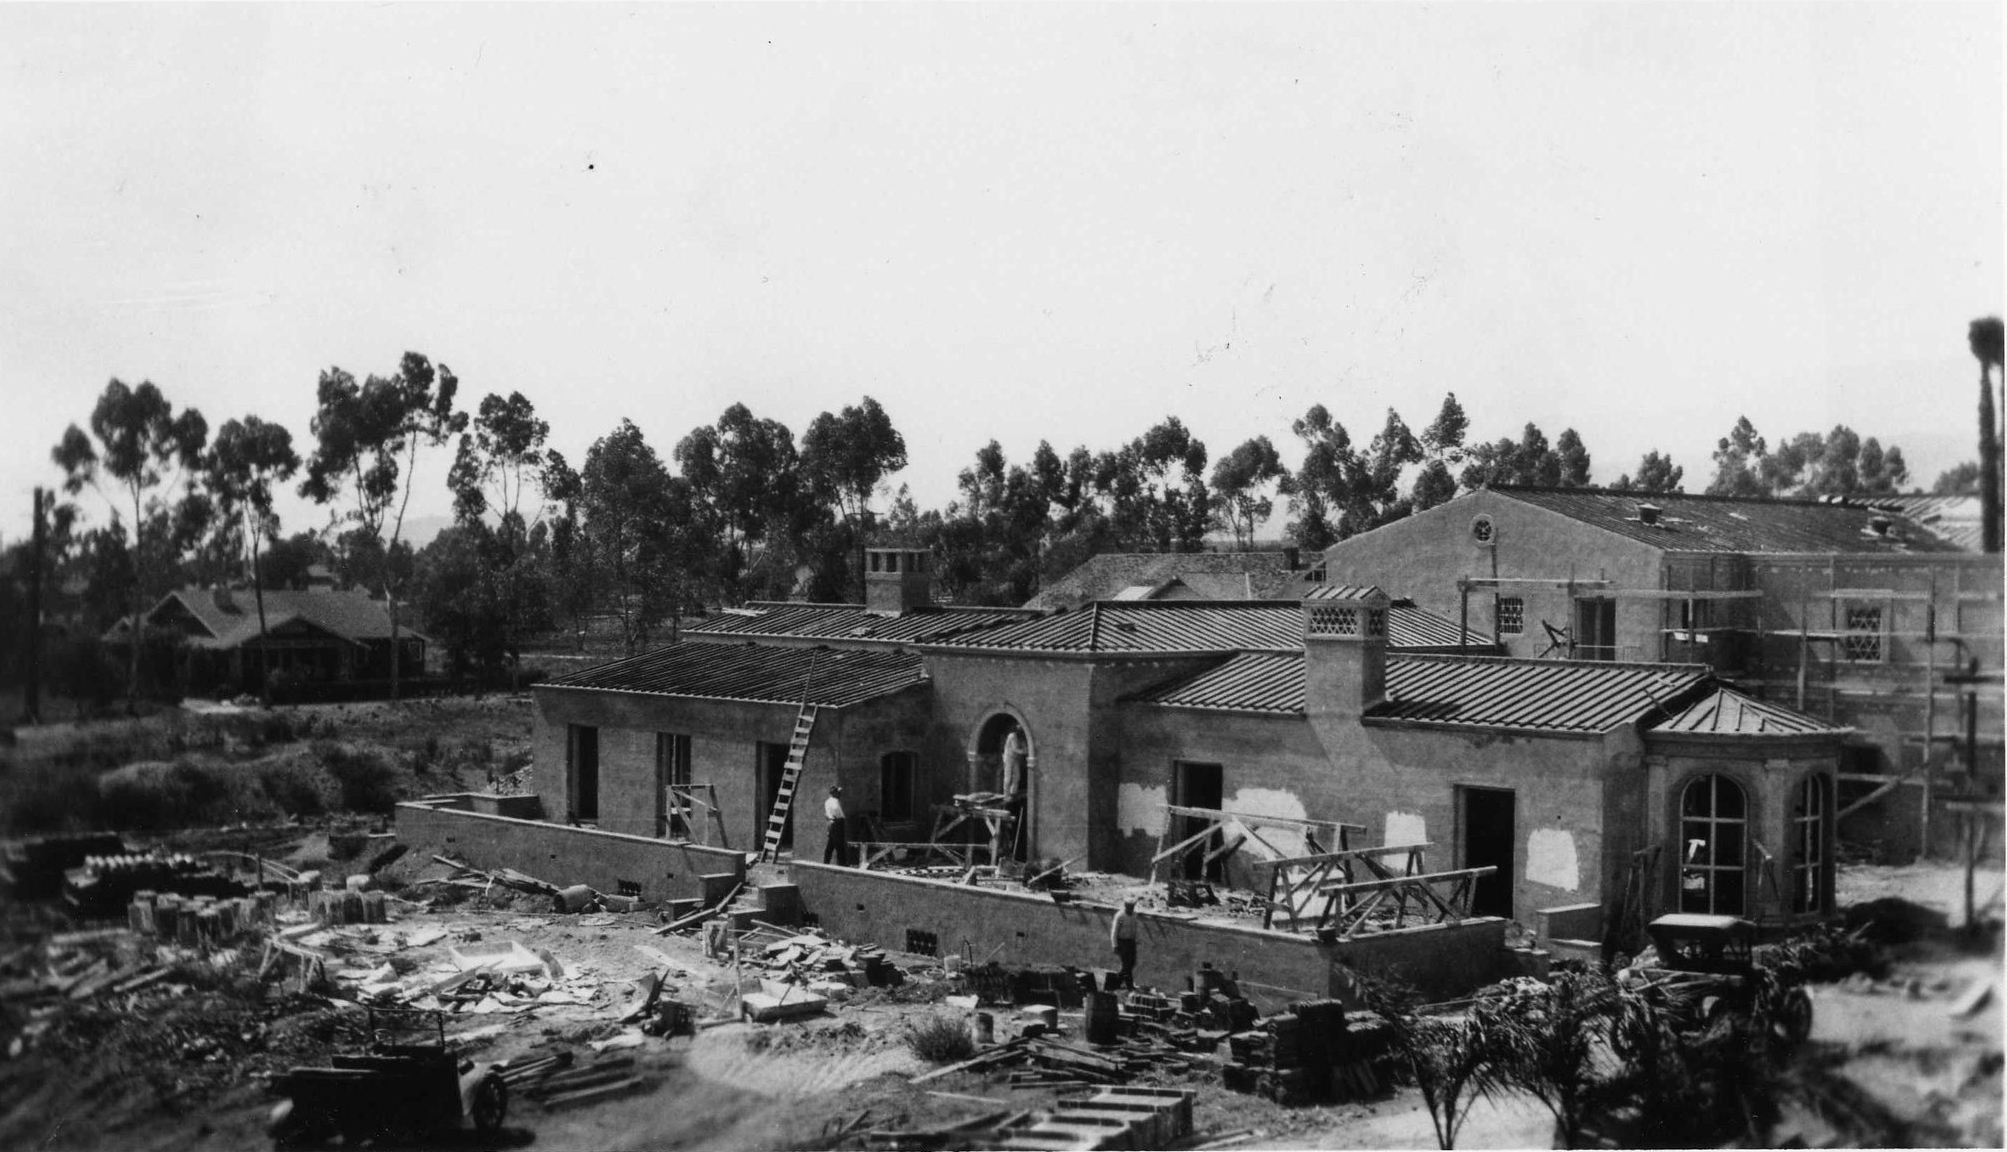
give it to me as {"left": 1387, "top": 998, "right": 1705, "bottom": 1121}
{"left": 967, "top": 712, "right": 1035, "bottom": 862}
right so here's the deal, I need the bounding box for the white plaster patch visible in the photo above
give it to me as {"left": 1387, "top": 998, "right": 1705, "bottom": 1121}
{"left": 1223, "top": 788, "right": 1314, "bottom": 855}
{"left": 1117, "top": 783, "right": 1169, "bottom": 837}
{"left": 1222, "top": 788, "right": 1309, "bottom": 823}
{"left": 1526, "top": 829, "right": 1580, "bottom": 891}
{"left": 1384, "top": 812, "right": 1426, "bottom": 847}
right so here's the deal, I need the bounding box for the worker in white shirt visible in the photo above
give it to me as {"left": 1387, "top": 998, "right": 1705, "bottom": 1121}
{"left": 1109, "top": 896, "right": 1139, "bottom": 989}
{"left": 822, "top": 786, "right": 849, "bottom": 865}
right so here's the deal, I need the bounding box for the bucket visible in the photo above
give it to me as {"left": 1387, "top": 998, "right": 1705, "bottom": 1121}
{"left": 553, "top": 884, "right": 596, "bottom": 912}
{"left": 1085, "top": 991, "right": 1120, "bottom": 1045}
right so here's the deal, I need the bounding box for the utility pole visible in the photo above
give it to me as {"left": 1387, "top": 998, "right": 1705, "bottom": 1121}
{"left": 25, "top": 487, "right": 45, "bottom": 724}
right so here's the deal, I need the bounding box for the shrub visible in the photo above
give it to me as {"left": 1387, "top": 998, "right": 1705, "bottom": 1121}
{"left": 904, "top": 1012, "right": 976, "bottom": 1063}
{"left": 257, "top": 756, "right": 336, "bottom": 818}
{"left": 316, "top": 742, "right": 401, "bottom": 813}
{"left": 1, "top": 763, "right": 107, "bottom": 834}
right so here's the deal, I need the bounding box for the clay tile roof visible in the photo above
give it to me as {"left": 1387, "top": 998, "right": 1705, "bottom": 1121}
{"left": 1025, "top": 552, "right": 1309, "bottom": 611}
{"left": 1493, "top": 486, "right": 1961, "bottom": 554}
{"left": 1650, "top": 687, "right": 1851, "bottom": 737}
{"left": 548, "top": 642, "right": 927, "bottom": 709}
{"left": 1128, "top": 652, "right": 1713, "bottom": 733}
{"left": 1302, "top": 584, "right": 1388, "bottom": 602}
{"left": 927, "top": 599, "right": 1492, "bottom": 656}
{"left": 683, "top": 601, "right": 1037, "bottom": 646}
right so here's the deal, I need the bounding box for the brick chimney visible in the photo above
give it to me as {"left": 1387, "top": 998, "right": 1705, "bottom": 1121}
{"left": 864, "top": 548, "right": 934, "bottom": 616}
{"left": 1303, "top": 585, "right": 1390, "bottom": 719}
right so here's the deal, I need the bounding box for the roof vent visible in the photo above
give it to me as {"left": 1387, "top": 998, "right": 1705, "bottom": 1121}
{"left": 1868, "top": 514, "right": 1892, "bottom": 537}
{"left": 1637, "top": 503, "right": 1662, "bottom": 526}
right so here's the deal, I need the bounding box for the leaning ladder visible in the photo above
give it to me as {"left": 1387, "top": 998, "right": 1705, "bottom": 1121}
{"left": 757, "top": 702, "right": 820, "bottom": 863}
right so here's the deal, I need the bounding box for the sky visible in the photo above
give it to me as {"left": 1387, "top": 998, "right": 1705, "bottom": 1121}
{"left": 2, "top": 3, "right": 2001, "bottom": 550}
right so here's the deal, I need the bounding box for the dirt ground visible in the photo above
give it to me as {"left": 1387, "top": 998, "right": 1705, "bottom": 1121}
{"left": 1, "top": 806, "right": 2000, "bottom": 1149}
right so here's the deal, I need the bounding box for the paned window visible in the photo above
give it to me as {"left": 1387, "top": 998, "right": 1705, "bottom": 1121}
{"left": 1791, "top": 774, "right": 1830, "bottom": 914}
{"left": 657, "top": 732, "right": 692, "bottom": 837}
{"left": 1679, "top": 774, "right": 1746, "bottom": 915}
{"left": 1496, "top": 597, "right": 1524, "bottom": 635}
{"left": 1842, "top": 603, "right": 1884, "bottom": 663}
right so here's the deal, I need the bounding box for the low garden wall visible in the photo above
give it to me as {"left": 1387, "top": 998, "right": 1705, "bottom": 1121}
{"left": 792, "top": 862, "right": 1509, "bottom": 1010}
{"left": 393, "top": 799, "right": 745, "bottom": 904}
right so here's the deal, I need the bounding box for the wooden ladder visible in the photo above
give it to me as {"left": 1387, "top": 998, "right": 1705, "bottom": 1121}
{"left": 757, "top": 702, "right": 820, "bottom": 863}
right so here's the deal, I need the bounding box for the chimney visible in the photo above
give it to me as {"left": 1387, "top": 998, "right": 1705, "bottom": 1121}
{"left": 1303, "top": 585, "right": 1390, "bottom": 720}
{"left": 212, "top": 586, "right": 237, "bottom": 613}
{"left": 1637, "top": 503, "right": 1662, "bottom": 526}
{"left": 1283, "top": 546, "right": 1301, "bottom": 571}
{"left": 864, "top": 548, "right": 934, "bottom": 617}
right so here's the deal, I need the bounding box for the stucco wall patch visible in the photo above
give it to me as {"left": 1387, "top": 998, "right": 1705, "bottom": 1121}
{"left": 1526, "top": 828, "right": 1579, "bottom": 891}
{"left": 1117, "top": 782, "right": 1169, "bottom": 837}
{"left": 1384, "top": 811, "right": 1426, "bottom": 847}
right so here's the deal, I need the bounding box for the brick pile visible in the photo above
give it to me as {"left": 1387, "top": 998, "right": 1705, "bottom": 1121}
{"left": 1221, "top": 999, "right": 1392, "bottom": 1106}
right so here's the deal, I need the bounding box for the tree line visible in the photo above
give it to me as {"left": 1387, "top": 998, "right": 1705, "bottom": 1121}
{"left": 7, "top": 350, "right": 1984, "bottom": 704}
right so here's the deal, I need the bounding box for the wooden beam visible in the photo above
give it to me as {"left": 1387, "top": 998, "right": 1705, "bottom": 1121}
{"left": 1316, "top": 866, "right": 1496, "bottom": 897}
{"left": 1250, "top": 843, "right": 1435, "bottom": 871}
{"left": 1150, "top": 823, "right": 1223, "bottom": 866}
{"left": 1160, "top": 805, "right": 1355, "bottom": 836}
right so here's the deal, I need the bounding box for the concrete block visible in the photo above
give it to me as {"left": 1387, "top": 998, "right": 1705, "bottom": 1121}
{"left": 755, "top": 883, "right": 801, "bottom": 925}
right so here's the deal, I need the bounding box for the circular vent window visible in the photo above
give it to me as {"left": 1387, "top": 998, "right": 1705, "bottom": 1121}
{"left": 1471, "top": 514, "right": 1497, "bottom": 546}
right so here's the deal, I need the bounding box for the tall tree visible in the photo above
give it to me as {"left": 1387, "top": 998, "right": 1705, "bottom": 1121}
{"left": 801, "top": 396, "right": 909, "bottom": 598}
{"left": 1209, "top": 436, "right": 1289, "bottom": 550}
{"left": 676, "top": 404, "right": 800, "bottom": 600}
{"left": 448, "top": 391, "right": 555, "bottom": 684}
{"left": 51, "top": 379, "right": 209, "bottom": 707}
{"left": 1971, "top": 316, "right": 2004, "bottom": 552}
{"left": 580, "top": 419, "right": 695, "bottom": 653}
{"left": 1706, "top": 416, "right": 1770, "bottom": 497}
{"left": 1554, "top": 428, "right": 1592, "bottom": 488}
{"left": 299, "top": 352, "right": 465, "bottom": 697}
{"left": 205, "top": 416, "right": 300, "bottom": 688}
{"left": 1612, "top": 450, "right": 1685, "bottom": 494}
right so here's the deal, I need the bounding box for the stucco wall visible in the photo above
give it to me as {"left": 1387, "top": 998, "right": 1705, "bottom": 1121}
{"left": 530, "top": 682, "right": 932, "bottom": 864}
{"left": 1115, "top": 696, "right": 1634, "bottom": 924}
{"left": 792, "top": 862, "right": 1510, "bottom": 1007}
{"left": 1319, "top": 490, "right": 1666, "bottom": 660}
{"left": 394, "top": 800, "right": 745, "bottom": 902}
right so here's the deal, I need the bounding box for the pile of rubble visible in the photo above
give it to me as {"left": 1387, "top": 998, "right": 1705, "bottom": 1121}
{"left": 861, "top": 1086, "right": 1198, "bottom": 1151}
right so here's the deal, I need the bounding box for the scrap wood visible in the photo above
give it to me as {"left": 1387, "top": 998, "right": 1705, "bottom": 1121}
{"left": 656, "top": 883, "right": 743, "bottom": 935}
{"left": 908, "top": 1037, "right": 1031, "bottom": 1085}
{"left": 536, "top": 1077, "right": 645, "bottom": 1110}
{"left": 924, "top": 1090, "right": 1012, "bottom": 1106}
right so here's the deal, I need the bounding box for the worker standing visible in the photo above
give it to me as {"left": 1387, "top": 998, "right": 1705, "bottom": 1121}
{"left": 1109, "top": 896, "right": 1139, "bottom": 989}
{"left": 823, "top": 786, "right": 849, "bottom": 866}
{"left": 1001, "top": 726, "right": 1028, "bottom": 800}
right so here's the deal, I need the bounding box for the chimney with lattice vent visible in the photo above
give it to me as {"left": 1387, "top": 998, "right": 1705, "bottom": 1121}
{"left": 1303, "top": 584, "right": 1389, "bottom": 719}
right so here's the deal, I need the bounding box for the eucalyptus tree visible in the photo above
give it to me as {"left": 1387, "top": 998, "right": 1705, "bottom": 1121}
{"left": 205, "top": 415, "right": 300, "bottom": 684}
{"left": 299, "top": 352, "right": 465, "bottom": 696}
{"left": 52, "top": 378, "right": 209, "bottom": 706}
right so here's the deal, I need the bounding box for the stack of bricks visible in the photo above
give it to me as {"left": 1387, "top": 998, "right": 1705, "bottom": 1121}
{"left": 1221, "top": 998, "right": 1382, "bottom": 1106}
{"left": 128, "top": 889, "right": 276, "bottom": 944}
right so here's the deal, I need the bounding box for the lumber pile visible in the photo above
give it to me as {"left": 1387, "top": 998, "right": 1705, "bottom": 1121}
{"left": 498, "top": 1050, "right": 650, "bottom": 1111}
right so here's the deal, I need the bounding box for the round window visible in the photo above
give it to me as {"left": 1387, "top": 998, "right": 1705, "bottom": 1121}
{"left": 1471, "top": 514, "right": 1497, "bottom": 546}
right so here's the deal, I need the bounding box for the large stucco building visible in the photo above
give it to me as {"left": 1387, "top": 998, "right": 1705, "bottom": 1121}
{"left": 532, "top": 547, "right": 1855, "bottom": 942}
{"left": 1317, "top": 487, "right": 2004, "bottom": 857}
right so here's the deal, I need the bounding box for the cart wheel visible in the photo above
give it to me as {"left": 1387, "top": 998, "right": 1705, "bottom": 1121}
{"left": 1774, "top": 986, "right": 1813, "bottom": 1047}
{"left": 472, "top": 1073, "right": 508, "bottom": 1134}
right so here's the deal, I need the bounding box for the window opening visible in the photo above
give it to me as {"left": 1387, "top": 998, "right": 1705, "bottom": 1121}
{"left": 1679, "top": 774, "right": 1747, "bottom": 915}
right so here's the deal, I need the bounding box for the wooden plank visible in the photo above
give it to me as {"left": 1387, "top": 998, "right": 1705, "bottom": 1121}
{"left": 909, "top": 1039, "right": 1030, "bottom": 1085}
{"left": 1149, "top": 823, "right": 1221, "bottom": 866}
{"left": 1315, "top": 866, "right": 1495, "bottom": 898}
{"left": 1250, "top": 843, "right": 1436, "bottom": 871}
{"left": 1160, "top": 805, "right": 1350, "bottom": 835}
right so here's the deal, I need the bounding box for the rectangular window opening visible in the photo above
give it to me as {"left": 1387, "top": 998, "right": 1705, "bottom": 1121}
{"left": 1842, "top": 603, "right": 1885, "bottom": 663}
{"left": 880, "top": 751, "right": 917, "bottom": 823}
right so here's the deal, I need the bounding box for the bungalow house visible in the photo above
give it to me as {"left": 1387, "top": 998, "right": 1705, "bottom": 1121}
{"left": 108, "top": 585, "right": 429, "bottom": 693}
{"left": 530, "top": 549, "right": 1850, "bottom": 943}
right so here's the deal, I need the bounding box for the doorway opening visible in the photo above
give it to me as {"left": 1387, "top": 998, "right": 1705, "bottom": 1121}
{"left": 1173, "top": 761, "right": 1225, "bottom": 881}
{"left": 1461, "top": 786, "right": 1515, "bottom": 917}
{"left": 758, "top": 742, "right": 794, "bottom": 851}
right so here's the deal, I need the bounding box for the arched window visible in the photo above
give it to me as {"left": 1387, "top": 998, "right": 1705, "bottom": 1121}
{"left": 1791, "top": 774, "right": 1830, "bottom": 914}
{"left": 1679, "top": 774, "right": 1746, "bottom": 915}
